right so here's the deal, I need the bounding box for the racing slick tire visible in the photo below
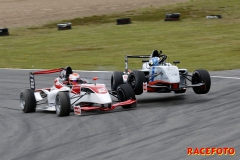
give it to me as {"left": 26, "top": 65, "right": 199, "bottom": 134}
{"left": 111, "top": 71, "right": 124, "bottom": 91}
{"left": 127, "top": 70, "right": 146, "bottom": 95}
{"left": 20, "top": 89, "right": 36, "bottom": 113}
{"left": 55, "top": 92, "right": 70, "bottom": 117}
{"left": 117, "top": 84, "right": 136, "bottom": 109}
{"left": 192, "top": 70, "right": 211, "bottom": 94}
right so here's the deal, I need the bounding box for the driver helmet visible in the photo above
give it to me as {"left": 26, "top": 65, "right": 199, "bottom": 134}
{"left": 152, "top": 50, "right": 160, "bottom": 57}
{"left": 68, "top": 73, "right": 80, "bottom": 85}
{"left": 149, "top": 57, "right": 160, "bottom": 66}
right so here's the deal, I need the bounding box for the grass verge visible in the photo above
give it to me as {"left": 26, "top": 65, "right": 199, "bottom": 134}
{"left": 0, "top": 0, "right": 239, "bottom": 71}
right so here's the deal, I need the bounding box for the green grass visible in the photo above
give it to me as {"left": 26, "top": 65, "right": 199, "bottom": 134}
{"left": 0, "top": 0, "right": 240, "bottom": 71}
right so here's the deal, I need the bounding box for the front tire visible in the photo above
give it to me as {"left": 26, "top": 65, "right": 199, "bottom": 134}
{"left": 117, "top": 84, "right": 136, "bottom": 109}
{"left": 111, "top": 72, "right": 124, "bottom": 91}
{"left": 55, "top": 92, "right": 70, "bottom": 117}
{"left": 127, "top": 70, "right": 146, "bottom": 95}
{"left": 20, "top": 89, "right": 36, "bottom": 113}
{"left": 192, "top": 70, "right": 211, "bottom": 94}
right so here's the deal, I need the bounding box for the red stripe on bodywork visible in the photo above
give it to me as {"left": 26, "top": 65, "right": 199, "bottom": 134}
{"left": 148, "top": 80, "right": 172, "bottom": 85}
{"left": 147, "top": 88, "right": 157, "bottom": 92}
{"left": 148, "top": 80, "right": 180, "bottom": 89}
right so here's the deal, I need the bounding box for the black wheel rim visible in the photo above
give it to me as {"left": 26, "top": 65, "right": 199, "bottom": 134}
{"left": 128, "top": 74, "right": 136, "bottom": 89}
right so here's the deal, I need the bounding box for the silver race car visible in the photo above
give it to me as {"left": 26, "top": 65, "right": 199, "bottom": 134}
{"left": 111, "top": 50, "right": 211, "bottom": 95}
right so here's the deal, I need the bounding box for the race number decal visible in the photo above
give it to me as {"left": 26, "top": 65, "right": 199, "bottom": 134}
{"left": 74, "top": 105, "right": 81, "bottom": 115}
{"left": 29, "top": 73, "right": 35, "bottom": 90}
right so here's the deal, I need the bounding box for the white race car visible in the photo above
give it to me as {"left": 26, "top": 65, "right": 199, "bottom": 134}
{"left": 111, "top": 50, "right": 211, "bottom": 95}
{"left": 20, "top": 67, "right": 136, "bottom": 117}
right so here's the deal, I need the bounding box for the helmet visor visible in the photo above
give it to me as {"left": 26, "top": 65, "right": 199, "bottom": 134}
{"left": 70, "top": 79, "right": 80, "bottom": 84}
{"left": 71, "top": 80, "right": 79, "bottom": 82}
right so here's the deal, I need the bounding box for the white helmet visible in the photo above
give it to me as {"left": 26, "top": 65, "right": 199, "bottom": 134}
{"left": 68, "top": 73, "right": 80, "bottom": 85}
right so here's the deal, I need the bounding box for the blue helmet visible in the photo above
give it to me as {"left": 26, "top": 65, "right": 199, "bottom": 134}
{"left": 150, "top": 57, "right": 159, "bottom": 66}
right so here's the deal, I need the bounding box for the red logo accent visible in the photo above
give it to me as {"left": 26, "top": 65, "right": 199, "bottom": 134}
{"left": 74, "top": 106, "right": 81, "bottom": 115}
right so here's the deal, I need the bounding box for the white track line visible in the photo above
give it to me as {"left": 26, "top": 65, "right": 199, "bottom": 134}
{"left": 0, "top": 68, "right": 239, "bottom": 78}
{"left": 211, "top": 76, "right": 240, "bottom": 80}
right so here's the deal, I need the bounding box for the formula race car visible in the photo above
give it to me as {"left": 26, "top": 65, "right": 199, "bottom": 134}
{"left": 111, "top": 50, "right": 211, "bottom": 95}
{"left": 20, "top": 67, "right": 136, "bottom": 117}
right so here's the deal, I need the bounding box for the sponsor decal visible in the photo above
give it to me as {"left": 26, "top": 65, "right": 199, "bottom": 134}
{"left": 187, "top": 147, "right": 236, "bottom": 156}
{"left": 150, "top": 67, "right": 155, "bottom": 82}
{"left": 143, "top": 82, "right": 147, "bottom": 93}
{"left": 123, "top": 75, "right": 128, "bottom": 82}
{"left": 87, "top": 85, "right": 108, "bottom": 94}
{"left": 98, "top": 88, "right": 107, "bottom": 93}
{"left": 167, "top": 66, "right": 177, "bottom": 70}
{"left": 74, "top": 105, "right": 81, "bottom": 115}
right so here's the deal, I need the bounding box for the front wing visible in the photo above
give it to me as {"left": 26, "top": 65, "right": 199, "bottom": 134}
{"left": 73, "top": 99, "right": 137, "bottom": 115}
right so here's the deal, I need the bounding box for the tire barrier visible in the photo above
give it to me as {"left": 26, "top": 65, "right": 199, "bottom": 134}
{"left": 0, "top": 28, "right": 9, "bottom": 36}
{"left": 165, "top": 13, "right": 180, "bottom": 21}
{"left": 206, "top": 15, "right": 222, "bottom": 19}
{"left": 116, "top": 18, "right": 131, "bottom": 25}
{"left": 57, "top": 22, "right": 72, "bottom": 30}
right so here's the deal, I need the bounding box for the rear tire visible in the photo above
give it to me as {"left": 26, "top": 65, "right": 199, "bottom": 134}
{"left": 55, "top": 92, "right": 70, "bottom": 117}
{"left": 117, "top": 84, "right": 136, "bottom": 109}
{"left": 127, "top": 70, "right": 146, "bottom": 95}
{"left": 111, "top": 72, "right": 124, "bottom": 91}
{"left": 192, "top": 70, "right": 211, "bottom": 94}
{"left": 20, "top": 89, "right": 36, "bottom": 113}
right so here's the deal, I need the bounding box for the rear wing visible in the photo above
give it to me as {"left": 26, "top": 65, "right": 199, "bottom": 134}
{"left": 30, "top": 68, "right": 63, "bottom": 90}
{"left": 125, "top": 55, "right": 150, "bottom": 72}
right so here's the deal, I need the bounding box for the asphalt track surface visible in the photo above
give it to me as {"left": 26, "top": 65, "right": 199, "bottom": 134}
{"left": 0, "top": 68, "right": 239, "bottom": 160}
